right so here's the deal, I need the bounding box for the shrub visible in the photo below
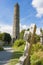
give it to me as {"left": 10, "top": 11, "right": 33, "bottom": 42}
{"left": 31, "top": 43, "right": 43, "bottom": 55}
{"left": 30, "top": 51, "right": 43, "bottom": 65}
{"left": 14, "top": 39, "right": 26, "bottom": 47}
{"left": 34, "top": 34, "right": 40, "bottom": 43}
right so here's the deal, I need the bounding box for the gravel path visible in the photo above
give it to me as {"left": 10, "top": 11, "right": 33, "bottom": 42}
{"left": 0, "top": 46, "right": 14, "bottom": 65}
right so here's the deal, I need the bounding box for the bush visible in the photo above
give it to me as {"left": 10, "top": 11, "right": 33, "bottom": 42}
{"left": 14, "top": 39, "right": 26, "bottom": 47}
{"left": 34, "top": 34, "right": 40, "bottom": 43}
{"left": 31, "top": 43, "right": 43, "bottom": 55}
{"left": 30, "top": 51, "right": 43, "bottom": 65}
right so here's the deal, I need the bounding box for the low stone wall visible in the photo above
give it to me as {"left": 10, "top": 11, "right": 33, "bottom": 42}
{"left": 16, "top": 55, "right": 27, "bottom": 65}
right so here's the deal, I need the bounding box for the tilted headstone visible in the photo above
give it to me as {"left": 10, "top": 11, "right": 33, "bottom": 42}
{"left": 15, "top": 24, "right": 36, "bottom": 65}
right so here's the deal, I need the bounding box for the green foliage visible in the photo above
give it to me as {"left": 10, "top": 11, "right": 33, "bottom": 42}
{"left": 0, "top": 33, "right": 4, "bottom": 40}
{"left": 27, "top": 28, "right": 30, "bottom": 31}
{"left": 14, "top": 39, "right": 26, "bottom": 47}
{"left": 40, "top": 28, "right": 43, "bottom": 34}
{"left": 30, "top": 43, "right": 43, "bottom": 65}
{"left": 20, "top": 29, "right": 25, "bottom": 39}
{"left": 30, "top": 51, "right": 43, "bottom": 65}
{"left": 0, "top": 33, "right": 12, "bottom": 45}
{"left": 9, "top": 40, "right": 25, "bottom": 65}
{"left": 34, "top": 34, "right": 40, "bottom": 43}
{"left": 31, "top": 43, "right": 43, "bottom": 55}
{"left": 3, "top": 33, "right": 12, "bottom": 44}
{"left": 20, "top": 29, "right": 40, "bottom": 43}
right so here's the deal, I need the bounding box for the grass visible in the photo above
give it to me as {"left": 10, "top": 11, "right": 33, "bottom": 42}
{"left": 9, "top": 44, "right": 25, "bottom": 65}
{"left": 9, "top": 42, "right": 43, "bottom": 65}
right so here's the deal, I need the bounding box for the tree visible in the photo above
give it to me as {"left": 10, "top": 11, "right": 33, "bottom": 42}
{"left": 27, "top": 28, "right": 30, "bottom": 31}
{"left": 40, "top": 28, "right": 43, "bottom": 34}
{"left": 34, "top": 34, "right": 40, "bottom": 43}
{"left": 0, "top": 33, "right": 4, "bottom": 41}
{"left": 20, "top": 29, "right": 25, "bottom": 39}
{"left": 3, "top": 33, "right": 12, "bottom": 44}
{"left": 20, "top": 28, "right": 30, "bottom": 39}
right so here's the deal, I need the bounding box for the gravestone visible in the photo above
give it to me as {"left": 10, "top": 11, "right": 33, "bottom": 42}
{"left": 23, "top": 41, "right": 30, "bottom": 56}
{"left": 15, "top": 24, "right": 36, "bottom": 65}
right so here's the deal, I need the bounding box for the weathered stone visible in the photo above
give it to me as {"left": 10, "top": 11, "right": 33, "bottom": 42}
{"left": 19, "top": 56, "right": 27, "bottom": 64}
{"left": 15, "top": 24, "right": 36, "bottom": 65}
{"left": 23, "top": 41, "right": 30, "bottom": 56}
{"left": 16, "top": 63, "right": 21, "bottom": 65}
{"left": 23, "top": 24, "right": 36, "bottom": 65}
{"left": 13, "top": 3, "right": 20, "bottom": 41}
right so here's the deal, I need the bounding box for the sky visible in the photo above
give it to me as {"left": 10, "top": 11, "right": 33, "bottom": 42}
{"left": 0, "top": 0, "right": 43, "bottom": 35}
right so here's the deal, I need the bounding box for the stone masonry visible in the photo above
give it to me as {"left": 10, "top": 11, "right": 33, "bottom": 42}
{"left": 13, "top": 3, "right": 20, "bottom": 41}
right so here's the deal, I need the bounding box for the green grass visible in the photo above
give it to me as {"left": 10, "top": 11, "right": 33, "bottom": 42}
{"left": 9, "top": 42, "right": 43, "bottom": 65}
{"left": 9, "top": 44, "right": 25, "bottom": 65}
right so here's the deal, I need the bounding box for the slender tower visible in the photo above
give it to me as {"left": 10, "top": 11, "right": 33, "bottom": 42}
{"left": 13, "top": 3, "right": 20, "bottom": 41}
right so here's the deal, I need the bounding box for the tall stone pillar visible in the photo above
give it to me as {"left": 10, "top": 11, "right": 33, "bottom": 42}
{"left": 13, "top": 3, "right": 20, "bottom": 42}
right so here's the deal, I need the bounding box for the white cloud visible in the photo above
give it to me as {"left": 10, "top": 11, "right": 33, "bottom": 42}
{"left": 0, "top": 23, "right": 41, "bottom": 36}
{"left": 21, "top": 23, "right": 41, "bottom": 35}
{"left": 20, "top": 24, "right": 28, "bottom": 32}
{"left": 0, "top": 23, "right": 28, "bottom": 36}
{"left": 0, "top": 24, "right": 12, "bottom": 35}
{"left": 20, "top": 24, "right": 41, "bottom": 35}
{"left": 32, "top": 0, "right": 43, "bottom": 17}
{"left": 29, "top": 23, "right": 40, "bottom": 35}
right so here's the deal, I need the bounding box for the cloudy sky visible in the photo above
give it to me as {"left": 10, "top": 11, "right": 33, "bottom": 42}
{"left": 0, "top": 0, "right": 43, "bottom": 35}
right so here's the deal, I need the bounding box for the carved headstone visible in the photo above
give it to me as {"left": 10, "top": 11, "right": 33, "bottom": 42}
{"left": 24, "top": 24, "right": 36, "bottom": 65}
{"left": 15, "top": 24, "right": 36, "bottom": 65}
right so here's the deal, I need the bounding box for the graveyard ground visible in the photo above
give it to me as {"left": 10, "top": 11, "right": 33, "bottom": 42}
{"left": 8, "top": 44, "right": 25, "bottom": 65}
{"left": 8, "top": 42, "right": 43, "bottom": 65}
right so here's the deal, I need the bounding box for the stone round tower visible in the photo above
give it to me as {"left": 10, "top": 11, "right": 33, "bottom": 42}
{"left": 13, "top": 3, "right": 20, "bottom": 41}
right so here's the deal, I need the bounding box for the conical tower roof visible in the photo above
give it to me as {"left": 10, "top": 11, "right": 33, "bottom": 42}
{"left": 15, "top": 3, "right": 19, "bottom": 7}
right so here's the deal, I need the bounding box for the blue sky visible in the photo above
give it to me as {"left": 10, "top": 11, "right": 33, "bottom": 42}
{"left": 0, "top": 0, "right": 43, "bottom": 35}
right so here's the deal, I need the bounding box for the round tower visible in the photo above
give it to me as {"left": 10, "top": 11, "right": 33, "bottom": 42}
{"left": 13, "top": 3, "right": 20, "bottom": 41}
